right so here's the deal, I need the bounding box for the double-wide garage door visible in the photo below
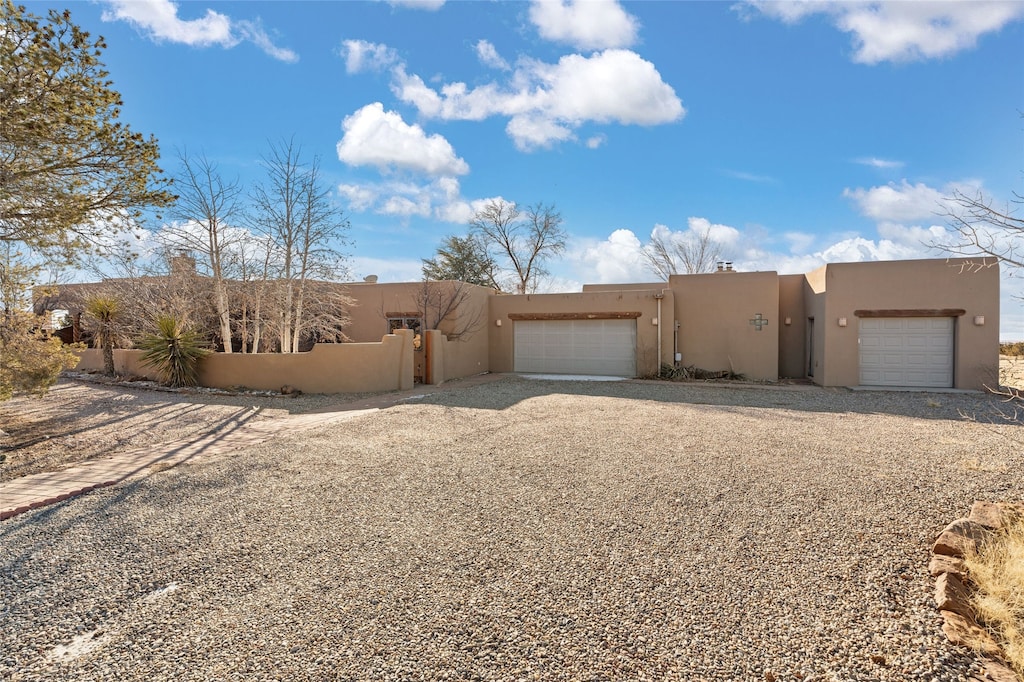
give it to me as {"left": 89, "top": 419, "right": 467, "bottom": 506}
{"left": 859, "top": 317, "right": 954, "bottom": 388}
{"left": 514, "top": 319, "right": 636, "bottom": 377}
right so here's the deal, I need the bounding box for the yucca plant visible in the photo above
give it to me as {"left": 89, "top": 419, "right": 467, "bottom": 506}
{"left": 85, "top": 296, "right": 120, "bottom": 376}
{"left": 137, "top": 315, "right": 210, "bottom": 388}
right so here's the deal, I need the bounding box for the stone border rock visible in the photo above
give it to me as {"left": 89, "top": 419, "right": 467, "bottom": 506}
{"left": 931, "top": 500, "right": 1024, "bottom": 682}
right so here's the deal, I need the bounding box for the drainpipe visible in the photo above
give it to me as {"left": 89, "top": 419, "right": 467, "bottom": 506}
{"left": 674, "top": 320, "right": 680, "bottom": 366}
{"left": 654, "top": 292, "right": 664, "bottom": 371}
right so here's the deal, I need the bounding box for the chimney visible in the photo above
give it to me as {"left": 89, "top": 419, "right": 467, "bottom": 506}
{"left": 725, "top": 262, "right": 733, "bottom": 271}
{"left": 363, "top": 274, "right": 379, "bottom": 284}
{"left": 716, "top": 261, "right": 724, "bottom": 272}
{"left": 170, "top": 251, "right": 196, "bottom": 276}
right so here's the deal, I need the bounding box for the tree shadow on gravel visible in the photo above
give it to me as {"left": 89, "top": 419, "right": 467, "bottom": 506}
{"left": 0, "top": 405, "right": 266, "bottom": 575}
{"left": 414, "top": 375, "right": 1023, "bottom": 425}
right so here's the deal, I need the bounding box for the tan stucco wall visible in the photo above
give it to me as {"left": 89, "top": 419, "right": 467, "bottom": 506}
{"left": 778, "top": 274, "right": 807, "bottom": 378}
{"left": 670, "top": 271, "right": 780, "bottom": 381}
{"left": 803, "top": 265, "right": 828, "bottom": 383}
{"left": 488, "top": 290, "right": 666, "bottom": 376}
{"left": 344, "top": 281, "right": 493, "bottom": 381}
{"left": 74, "top": 349, "right": 154, "bottom": 378}
{"left": 75, "top": 329, "right": 416, "bottom": 394}
{"left": 582, "top": 283, "right": 666, "bottom": 292}
{"left": 344, "top": 282, "right": 425, "bottom": 342}
{"left": 816, "top": 258, "right": 999, "bottom": 389}
{"left": 438, "top": 284, "right": 491, "bottom": 380}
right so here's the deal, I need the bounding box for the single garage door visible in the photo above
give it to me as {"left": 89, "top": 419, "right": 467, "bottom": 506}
{"left": 514, "top": 319, "right": 637, "bottom": 376}
{"left": 859, "top": 317, "right": 954, "bottom": 387}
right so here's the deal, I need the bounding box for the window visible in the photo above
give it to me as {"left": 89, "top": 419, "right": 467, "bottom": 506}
{"left": 386, "top": 315, "right": 423, "bottom": 350}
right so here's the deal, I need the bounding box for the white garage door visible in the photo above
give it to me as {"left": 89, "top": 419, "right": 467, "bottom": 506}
{"left": 859, "top": 317, "right": 954, "bottom": 387}
{"left": 514, "top": 319, "right": 637, "bottom": 377}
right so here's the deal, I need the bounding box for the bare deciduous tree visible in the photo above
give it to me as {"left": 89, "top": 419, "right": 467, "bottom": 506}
{"left": 934, "top": 188, "right": 1023, "bottom": 290}
{"left": 160, "top": 151, "right": 243, "bottom": 352}
{"left": 416, "top": 280, "right": 486, "bottom": 342}
{"left": 642, "top": 224, "right": 722, "bottom": 279}
{"left": 228, "top": 231, "right": 275, "bottom": 353}
{"left": 470, "top": 199, "right": 566, "bottom": 294}
{"left": 250, "top": 139, "right": 351, "bottom": 352}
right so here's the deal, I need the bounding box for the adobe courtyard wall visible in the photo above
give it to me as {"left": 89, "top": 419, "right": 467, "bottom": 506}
{"left": 74, "top": 330, "right": 416, "bottom": 394}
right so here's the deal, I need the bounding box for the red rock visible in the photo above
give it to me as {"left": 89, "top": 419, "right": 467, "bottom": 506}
{"left": 933, "top": 518, "right": 991, "bottom": 558}
{"left": 969, "top": 501, "right": 1008, "bottom": 530}
{"left": 940, "top": 610, "right": 1001, "bottom": 657}
{"left": 929, "top": 554, "right": 968, "bottom": 578}
{"left": 935, "top": 572, "right": 974, "bottom": 618}
{"left": 977, "top": 657, "right": 1020, "bottom": 682}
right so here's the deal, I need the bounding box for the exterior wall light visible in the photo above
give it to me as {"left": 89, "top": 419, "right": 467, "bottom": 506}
{"left": 784, "top": 317, "right": 792, "bottom": 326}
{"left": 974, "top": 315, "right": 985, "bottom": 326}
{"left": 495, "top": 319, "right": 502, "bottom": 327}
{"left": 838, "top": 317, "right": 848, "bottom": 327}
{"left": 652, "top": 317, "right": 659, "bottom": 325}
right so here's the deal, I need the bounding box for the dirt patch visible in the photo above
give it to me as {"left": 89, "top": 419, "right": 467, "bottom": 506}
{"left": 1000, "top": 355, "right": 1024, "bottom": 390}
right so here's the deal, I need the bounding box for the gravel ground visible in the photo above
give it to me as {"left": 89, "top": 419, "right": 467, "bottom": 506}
{"left": 0, "top": 374, "right": 382, "bottom": 482}
{"left": 2, "top": 377, "right": 1023, "bottom": 681}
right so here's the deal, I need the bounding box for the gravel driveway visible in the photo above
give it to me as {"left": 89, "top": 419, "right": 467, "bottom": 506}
{"left": 2, "top": 377, "right": 1022, "bottom": 681}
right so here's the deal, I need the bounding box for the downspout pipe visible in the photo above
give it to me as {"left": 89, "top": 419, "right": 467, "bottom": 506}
{"left": 654, "top": 292, "right": 664, "bottom": 374}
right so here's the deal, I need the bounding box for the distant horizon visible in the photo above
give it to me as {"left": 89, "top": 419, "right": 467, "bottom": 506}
{"left": 25, "top": 0, "right": 1024, "bottom": 340}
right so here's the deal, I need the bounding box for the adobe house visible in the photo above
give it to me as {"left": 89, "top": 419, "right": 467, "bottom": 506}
{"left": 340, "top": 257, "right": 998, "bottom": 390}
{"left": 58, "top": 257, "right": 1000, "bottom": 392}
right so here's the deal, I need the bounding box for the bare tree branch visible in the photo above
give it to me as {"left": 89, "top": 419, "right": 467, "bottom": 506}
{"left": 934, "top": 188, "right": 1024, "bottom": 272}
{"left": 642, "top": 225, "right": 723, "bottom": 278}
{"left": 470, "top": 199, "right": 566, "bottom": 294}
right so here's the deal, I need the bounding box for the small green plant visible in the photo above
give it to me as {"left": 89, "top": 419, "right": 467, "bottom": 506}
{"left": 84, "top": 296, "right": 120, "bottom": 376}
{"left": 137, "top": 316, "right": 210, "bottom": 388}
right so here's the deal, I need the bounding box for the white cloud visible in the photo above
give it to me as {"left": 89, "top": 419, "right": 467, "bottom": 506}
{"left": 393, "top": 49, "right": 684, "bottom": 150}
{"left": 741, "top": 1, "right": 1024, "bottom": 63}
{"left": 585, "top": 134, "right": 607, "bottom": 149}
{"left": 529, "top": 0, "right": 640, "bottom": 50}
{"left": 570, "top": 219, "right": 744, "bottom": 284}
{"left": 843, "top": 179, "right": 952, "bottom": 223}
{"left": 336, "top": 102, "right": 470, "bottom": 176}
{"left": 572, "top": 228, "right": 648, "bottom": 284}
{"left": 855, "top": 157, "right": 904, "bottom": 169}
{"left": 337, "top": 184, "right": 379, "bottom": 212}
{"left": 684, "top": 217, "right": 742, "bottom": 247}
{"left": 387, "top": 0, "right": 446, "bottom": 10}
{"left": 342, "top": 40, "right": 400, "bottom": 74}
{"left": 237, "top": 20, "right": 298, "bottom": 63}
{"left": 101, "top": 0, "right": 296, "bottom": 61}
{"left": 334, "top": 175, "right": 491, "bottom": 226}
{"left": 505, "top": 114, "right": 575, "bottom": 150}
{"left": 381, "top": 194, "right": 431, "bottom": 218}
{"left": 723, "top": 169, "right": 776, "bottom": 183}
{"left": 783, "top": 231, "right": 816, "bottom": 255}
{"left": 475, "top": 40, "right": 510, "bottom": 70}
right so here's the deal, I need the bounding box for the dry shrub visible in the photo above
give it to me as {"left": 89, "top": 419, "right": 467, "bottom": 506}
{"left": 965, "top": 510, "right": 1024, "bottom": 675}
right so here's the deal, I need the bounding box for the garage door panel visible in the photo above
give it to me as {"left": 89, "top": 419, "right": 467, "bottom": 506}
{"left": 515, "top": 319, "right": 637, "bottom": 376}
{"left": 858, "top": 317, "right": 953, "bottom": 387}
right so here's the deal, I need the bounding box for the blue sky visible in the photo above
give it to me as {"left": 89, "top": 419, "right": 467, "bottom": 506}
{"left": 28, "top": 0, "right": 1024, "bottom": 339}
